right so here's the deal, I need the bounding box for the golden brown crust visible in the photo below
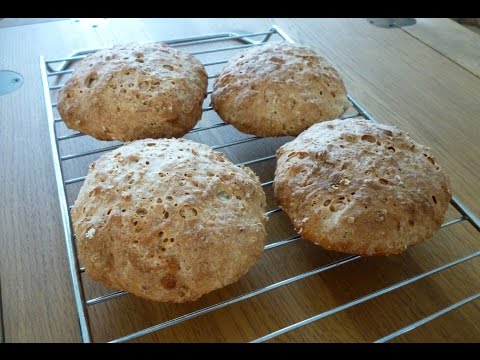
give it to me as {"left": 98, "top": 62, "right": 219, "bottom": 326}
{"left": 58, "top": 42, "right": 208, "bottom": 141}
{"left": 274, "top": 118, "right": 451, "bottom": 256}
{"left": 211, "top": 42, "right": 350, "bottom": 137}
{"left": 72, "top": 138, "right": 267, "bottom": 302}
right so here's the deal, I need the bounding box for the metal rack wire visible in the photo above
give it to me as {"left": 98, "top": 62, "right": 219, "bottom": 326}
{"left": 40, "top": 25, "right": 480, "bottom": 343}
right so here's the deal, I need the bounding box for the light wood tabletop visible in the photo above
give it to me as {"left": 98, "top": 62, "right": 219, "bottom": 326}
{"left": 0, "top": 18, "right": 479, "bottom": 343}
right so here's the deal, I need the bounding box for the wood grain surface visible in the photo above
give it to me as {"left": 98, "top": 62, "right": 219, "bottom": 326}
{"left": 400, "top": 18, "right": 480, "bottom": 78}
{"left": 0, "top": 18, "right": 479, "bottom": 343}
{"left": 0, "top": 18, "right": 67, "bottom": 29}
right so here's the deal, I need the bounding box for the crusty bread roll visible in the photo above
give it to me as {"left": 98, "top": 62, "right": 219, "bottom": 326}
{"left": 211, "top": 41, "right": 349, "bottom": 137}
{"left": 58, "top": 42, "right": 208, "bottom": 141}
{"left": 72, "top": 138, "right": 267, "bottom": 302}
{"left": 274, "top": 118, "right": 451, "bottom": 256}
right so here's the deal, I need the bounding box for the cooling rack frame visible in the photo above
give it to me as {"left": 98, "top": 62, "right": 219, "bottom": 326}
{"left": 40, "top": 25, "right": 480, "bottom": 343}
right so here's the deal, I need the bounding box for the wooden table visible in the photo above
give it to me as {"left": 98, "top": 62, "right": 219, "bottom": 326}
{"left": 1, "top": 18, "right": 479, "bottom": 343}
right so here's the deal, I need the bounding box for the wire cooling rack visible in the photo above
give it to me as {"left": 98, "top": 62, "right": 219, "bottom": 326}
{"left": 40, "top": 25, "right": 480, "bottom": 343}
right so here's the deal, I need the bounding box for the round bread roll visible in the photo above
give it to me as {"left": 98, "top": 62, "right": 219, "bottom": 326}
{"left": 58, "top": 42, "right": 208, "bottom": 141}
{"left": 274, "top": 118, "right": 451, "bottom": 256}
{"left": 211, "top": 41, "right": 350, "bottom": 137}
{"left": 72, "top": 138, "right": 267, "bottom": 302}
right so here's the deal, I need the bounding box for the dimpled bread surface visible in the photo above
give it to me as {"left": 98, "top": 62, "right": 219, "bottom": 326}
{"left": 211, "top": 41, "right": 350, "bottom": 137}
{"left": 274, "top": 118, "right": 451, "bottom": 256}
{"left": 58, "top": 42, "right": 208, "bottom": 141}
{"left": 72, "top": 138, "right": 267, "bottom": 302}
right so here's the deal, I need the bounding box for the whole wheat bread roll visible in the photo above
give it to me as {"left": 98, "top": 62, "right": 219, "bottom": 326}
{"left": 274, "top": 118, "right": 451, "bottom": 256}
{"left": 72, "top": 138, "right": 267, "bottom": 302}
{"left": 211, "top": 41, "right": 349, "bottom": 137}
{"left": 58, "top": 42, "right": 208, "bottom": 141}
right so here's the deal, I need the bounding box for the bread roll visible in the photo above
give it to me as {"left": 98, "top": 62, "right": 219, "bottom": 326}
{"left": 72, "top": 138, "right": 267, "bottom": 302}
{"left": 212, "top": 42, "right": 349, "bottom": 137}
{"left": 58, "top": 42, "right": 208, "bottom": 141}
{"left": 274, "top": 118, "right": 451, "bottom": 256}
